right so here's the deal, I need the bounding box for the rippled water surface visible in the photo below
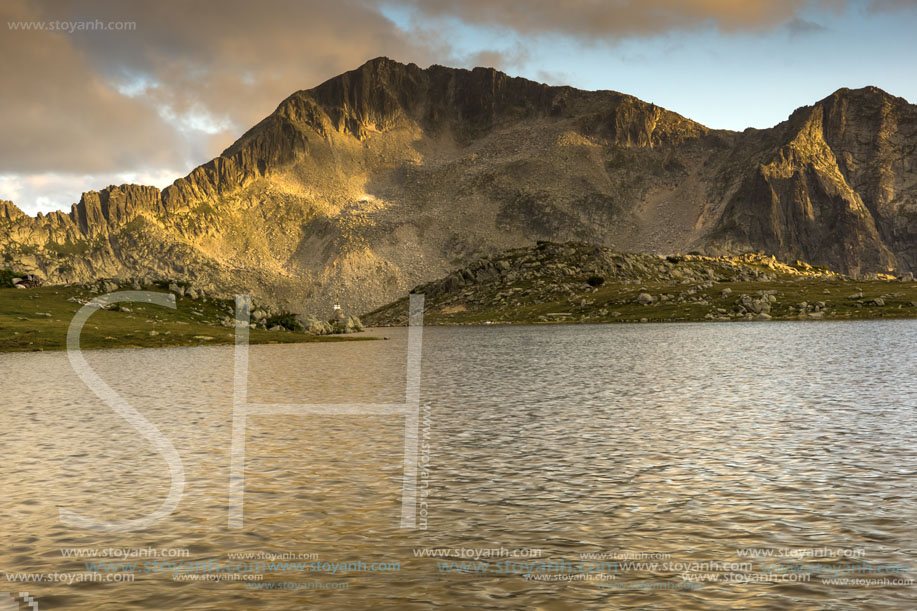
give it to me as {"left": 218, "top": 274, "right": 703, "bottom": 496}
{"left": 1, "top": 322, "right": 916, "bottom": 609}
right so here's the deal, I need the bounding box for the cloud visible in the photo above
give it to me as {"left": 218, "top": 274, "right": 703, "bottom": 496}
{"left": 0, "top": 0, "right": 183, "bottom": 175}
{"left": 389, "top": 0, "right": 852, "bottom": 39}
{"left": 464, "top": 46, "right": 532, "bottom": 72}
{"left": 0, "top": 0, "right": 433, "bottom": 209}
{"left": 535, "top": 69, "right": 574, "bottom": 86}
{"left": 47, "top": 0, "right": 427, "bottom": 136}
{"left": 786, "top": 17, "right": 828, "bottom": 36}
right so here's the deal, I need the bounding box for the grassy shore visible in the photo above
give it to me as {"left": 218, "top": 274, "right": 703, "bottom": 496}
{"left": 368, "top": 277, "right": 917, "bottom": 326}
{"left": 0, "top": 285, "right": 371, "bottom": 353}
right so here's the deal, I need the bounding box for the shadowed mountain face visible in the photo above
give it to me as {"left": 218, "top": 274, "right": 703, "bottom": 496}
{"left": 2, "top": 58, "right": 915, "bottom": 315}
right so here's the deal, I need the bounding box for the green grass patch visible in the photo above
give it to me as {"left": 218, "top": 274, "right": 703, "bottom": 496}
{"left": 0, "top": 285, "right": 374, "bottom": 353}
{"left": 0, "top": 269, "right": 25, "bottom": 288}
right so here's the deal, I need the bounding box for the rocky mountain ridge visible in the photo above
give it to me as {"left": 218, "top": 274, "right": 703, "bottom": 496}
{"left": 2, "top": 58, "right": 915, "bottom": 316}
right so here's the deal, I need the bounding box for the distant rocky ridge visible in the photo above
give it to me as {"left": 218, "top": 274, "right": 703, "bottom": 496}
{"left": 2, "top": 58, "right": 916, "bottom": 316}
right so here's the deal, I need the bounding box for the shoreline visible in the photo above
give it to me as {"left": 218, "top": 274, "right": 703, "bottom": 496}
{"left": 0, "top": 333, "right": 374, "bottom": 354}
{"left": 7, "top": 314, "right": 915, "bottom": 353}
{"left": 369, "top": 313, "right": 917, "bottom": 328}
{"left": 6, "top": 276, "right": 917, "bottom": 353}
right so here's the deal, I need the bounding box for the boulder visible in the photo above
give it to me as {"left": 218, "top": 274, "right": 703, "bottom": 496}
{"left": 739, "top": 294, "right": 770, "bottom": 314}
{"left": 442, "top": 274, "right": 463, "bottom": 293}
{"left": 305, "top": 315, "right": 333, "bottom": 335}
{"left": 636, "top": 292, "right": 654, "bottom": 305}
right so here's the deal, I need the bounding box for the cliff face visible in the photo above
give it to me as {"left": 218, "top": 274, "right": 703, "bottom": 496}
{"left": 707, "top": 87, "right": 916, "bottom": 274}
{"left": 1, "top": 58, "right": 915, "bottom": 314}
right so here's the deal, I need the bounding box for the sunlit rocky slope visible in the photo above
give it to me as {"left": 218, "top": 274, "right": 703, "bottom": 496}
{"left": 2, "top": 58, "right": 915, "bottom": 315}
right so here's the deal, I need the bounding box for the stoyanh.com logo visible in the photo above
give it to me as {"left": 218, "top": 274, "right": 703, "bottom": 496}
{"left": 1, "top": 592, "right": 37, "bottom": 610}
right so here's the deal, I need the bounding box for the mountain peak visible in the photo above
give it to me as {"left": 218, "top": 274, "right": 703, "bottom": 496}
{"left": 831, "top": 85, "right": 891, "bottom": 98}
{"left": 345, "top": 56, "right": 423, "bottom": 81}
{"left": 0, "top": 199, "right": 25, "bottom": 221}
{"left": 783, "top": 84, "right": 913, "bottom": 136}
{"left": 359, "top": 56, "right": 403, "bottom": 69}
{"left": 820, "top": 85, "right": 909, "bottom": 108}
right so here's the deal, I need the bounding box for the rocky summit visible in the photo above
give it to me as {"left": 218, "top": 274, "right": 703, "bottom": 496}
{"left": 2, "top": 58, "right": 916, "bottom": 316}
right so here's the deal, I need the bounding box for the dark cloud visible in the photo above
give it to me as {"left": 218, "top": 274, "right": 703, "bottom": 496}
{"left": 1, "top": 0, "right": 430, "bottom": 182}
{"left": 43, "top": 0, "right": 427, "bottom": 139}
{"left": 0, "top": 0, "right": 183, "bottom": 174}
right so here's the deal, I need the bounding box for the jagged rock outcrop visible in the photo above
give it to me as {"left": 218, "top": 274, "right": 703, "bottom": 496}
{"left": 1, "top": 200, "right": 25, "bottom": 221}
{"left": 706, "top": 86, "right": 916, "bottom": 274}
{"left": 1, "top": 58, "right": 915, "bottom": 314}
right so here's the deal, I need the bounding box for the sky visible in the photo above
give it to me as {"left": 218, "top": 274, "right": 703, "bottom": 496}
{"left": 1, "top": 0, "right": 915, "bottom": 215}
